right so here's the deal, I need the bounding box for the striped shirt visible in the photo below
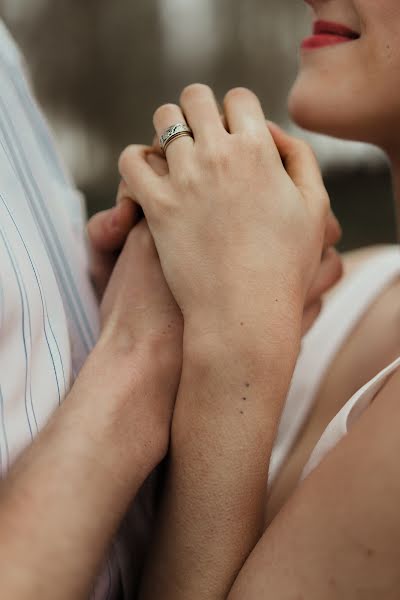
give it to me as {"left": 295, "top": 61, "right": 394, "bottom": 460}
{"left": 0, "top": 20, "right": 122, "bottom": 599}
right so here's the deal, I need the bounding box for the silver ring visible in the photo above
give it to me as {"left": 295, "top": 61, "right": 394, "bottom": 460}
{"left": 160, "top": 123, "right": 194, "bottom": 154}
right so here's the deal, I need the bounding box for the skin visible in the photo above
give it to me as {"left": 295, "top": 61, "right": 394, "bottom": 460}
{"left": 118, "top": 1, "right": 400, "bottom": 598}
{"left": 118, "top": 86, "right": 338, "bottom": 599}
{"left": 4, "top": 0, "right": 396, "bottom": 596}
{"left": 0, "top": 113, "right": 339, "bottom": 598}
{"left": 0, "top": 218, "right": 183, "bottom": 599}
{"left": 289, "top": 0, "right": 400, "bottom": 148}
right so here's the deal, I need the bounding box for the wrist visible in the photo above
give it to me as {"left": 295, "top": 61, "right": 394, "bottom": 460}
{"left": 68, "top": 340, "right": 171, "bottom": 490}
{"left": 175, "top": 299, "right": 303, "bottom": 433}
{"left": 183, "top": 293, "right": 303, "bottom": 368}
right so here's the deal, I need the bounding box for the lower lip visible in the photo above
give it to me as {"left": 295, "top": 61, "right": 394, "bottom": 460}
{"left": 301, "top": 34, "right": 356, "bottom": 50}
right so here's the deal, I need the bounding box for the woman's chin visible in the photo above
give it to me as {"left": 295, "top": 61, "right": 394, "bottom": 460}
{"left": 288, "top": 76, "right": 362, "bottom": 141}
{"left": 288, "top": 85, "right": 343, "bottom": 138}
{"left": 288, "top": 80, "right": 381, "bottom": 145}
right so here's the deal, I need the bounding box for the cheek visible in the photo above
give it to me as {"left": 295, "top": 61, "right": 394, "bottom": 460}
{"left": 357, "top": 0, "right": 400, "bottom": 84}
{"left": 356, "top": 0, "right": 400, "bottom": 27}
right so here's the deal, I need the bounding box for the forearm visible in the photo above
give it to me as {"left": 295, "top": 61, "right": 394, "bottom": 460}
{"left": 0, "top": 341, "right": 162, "bottom": 600}
{"left": 140, "top": 308, "right": 302, "bottom": 600}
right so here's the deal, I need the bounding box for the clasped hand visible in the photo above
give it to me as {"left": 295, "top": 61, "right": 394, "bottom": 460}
{"left": 86, "top": 84, "right": 342, "bottom": 465}
{"left": 118, "top": 84, "right": 342, "bottom": 341}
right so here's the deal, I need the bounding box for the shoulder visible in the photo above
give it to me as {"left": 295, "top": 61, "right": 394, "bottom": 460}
{"left": 324, "top": 244, "right": 398, "bottom": 302}
{"left": 342, "top": 244, "right": 397, "bottom": 276}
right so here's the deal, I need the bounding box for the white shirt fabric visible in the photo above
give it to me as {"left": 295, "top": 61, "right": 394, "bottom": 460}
{"left": 0, "top": 20, "right": 121, "bottom": 599}
{"left": 270, "top": 246, "right": 400, "bottom": 485}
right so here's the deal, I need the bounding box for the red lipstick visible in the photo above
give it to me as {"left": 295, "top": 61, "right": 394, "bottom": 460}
{"left": 301, "top": 20, "right": 360, "bottom": 50}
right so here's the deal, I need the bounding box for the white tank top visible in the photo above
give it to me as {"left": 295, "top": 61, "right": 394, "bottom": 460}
{"left": 269, "top": 245, "right": 400, "bottom": 484}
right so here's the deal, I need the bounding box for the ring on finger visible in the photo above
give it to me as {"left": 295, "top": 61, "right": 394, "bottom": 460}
{"left": 160, "top": 123, "right": 194, "bottom": 154}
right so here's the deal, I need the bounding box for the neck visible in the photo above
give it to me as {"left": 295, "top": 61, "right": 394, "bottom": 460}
{"left": 388, "top": 155, "right": 400, "bottom": 242}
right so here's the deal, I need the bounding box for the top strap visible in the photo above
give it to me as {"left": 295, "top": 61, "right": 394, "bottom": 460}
{"left": 269, "top": 245, "right": 400, "bottom": 483}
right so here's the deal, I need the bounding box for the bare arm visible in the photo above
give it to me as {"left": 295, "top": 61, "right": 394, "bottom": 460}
{"left": 140, "top": 314, "right": 400, "bottom": 600}
{"left": 228, "top": 368, "right": 400, "bottom": 599}
{"left": 0, "top": 343, "right": 162, "bottom": 599}
{"left": 139, "top": 316, "right": 302, "bottom": 600}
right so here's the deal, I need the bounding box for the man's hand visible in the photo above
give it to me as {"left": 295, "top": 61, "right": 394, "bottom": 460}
{"left": 0, "top": 207, "right": 183, "bottom": 600}
{"left": 99, "top": 218, "right": 183, "bottom": 464}
{"left": 87, "top": 156, "right": 169, "bottom": 301}
{"left": 87, "top": 190, "right": 140, "bottom": 300}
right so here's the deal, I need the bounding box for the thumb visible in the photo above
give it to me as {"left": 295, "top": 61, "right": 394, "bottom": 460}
{"left": 87, "top": 197, "right": 139, "bottom": 254}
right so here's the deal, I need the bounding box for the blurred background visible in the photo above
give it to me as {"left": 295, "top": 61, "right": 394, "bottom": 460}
{"left": 0, "top": 0, "right": 397, "bottom": 250}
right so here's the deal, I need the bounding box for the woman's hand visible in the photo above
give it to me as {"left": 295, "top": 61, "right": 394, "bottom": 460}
{"left": 119, "top": 85, "right": 334, "bottom": 345}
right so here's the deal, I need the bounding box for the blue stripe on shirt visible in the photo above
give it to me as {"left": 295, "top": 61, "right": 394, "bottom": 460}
{"left": 0, "top": 193, "right": 64, "bottom": 400}
{"left": 5, "top": 61, "right": 70, "bottom": 187}
{"left": 0, "top": 225, "right": 36, "bottom": 438}
{"left": 0, "top": 97, "right": 95, "bottom": 354}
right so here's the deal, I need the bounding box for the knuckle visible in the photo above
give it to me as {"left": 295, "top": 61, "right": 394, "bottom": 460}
{"left": 174, "top": 166, "right": 198, "bottom": 191}
{"left": 118, "top": 145, "right": 137, "bottom": 175}
{"left": 246, "top": 132, "right": 266, "bottom": 150}
{"left": 181, "top": 83, "right": 211, "bottom": 102}
{"left": 242, "top": 133, "right": 267, "bottom": 159}
{"left": 201, "top": 144, "right": 230, "bottom": 170}
{"left": 154, "top": 103, "right": 180, "bottom": 123}
{"left": 225, "top": 86, "right": 255, "bottom": 102}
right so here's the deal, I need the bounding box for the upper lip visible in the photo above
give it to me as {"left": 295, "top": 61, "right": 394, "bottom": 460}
{"left": 313, "top": 20, "right": 360, "bottom": 39}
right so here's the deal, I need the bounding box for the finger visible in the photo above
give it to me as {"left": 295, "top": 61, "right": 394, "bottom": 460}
{"left": 153, "top": 103, "right": 194, "bottom": 169}
{"left": 324, "top": 211, "right": 342, "bottom": 249}
{"left": 118, "top": 145, "right": 168, "bottom": 219}
{"left": 224, "top": 88, "right": 271, "bottom": 136}
{"left": 89, "top": 249, "right": 115, "bottom": 301}
{"left": 87, "top": 198, "right": 138, "bottom": 254}
{"left": 116, "top": 180, "right": 145, "bottom": 224}
{"left": 305, "top": 247, "right": 343, "bottom": 306}
{"left": 152, "top": 132, "right": 162, "bottom": 153}
{"left": 179, "top": 84, "right": 226, "bottom": 142}
{"left": 267, "top": 121, "right": 325, "bottom": 192}
{"left": 147, "top": 152, "right": 169, "bottom": 177}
